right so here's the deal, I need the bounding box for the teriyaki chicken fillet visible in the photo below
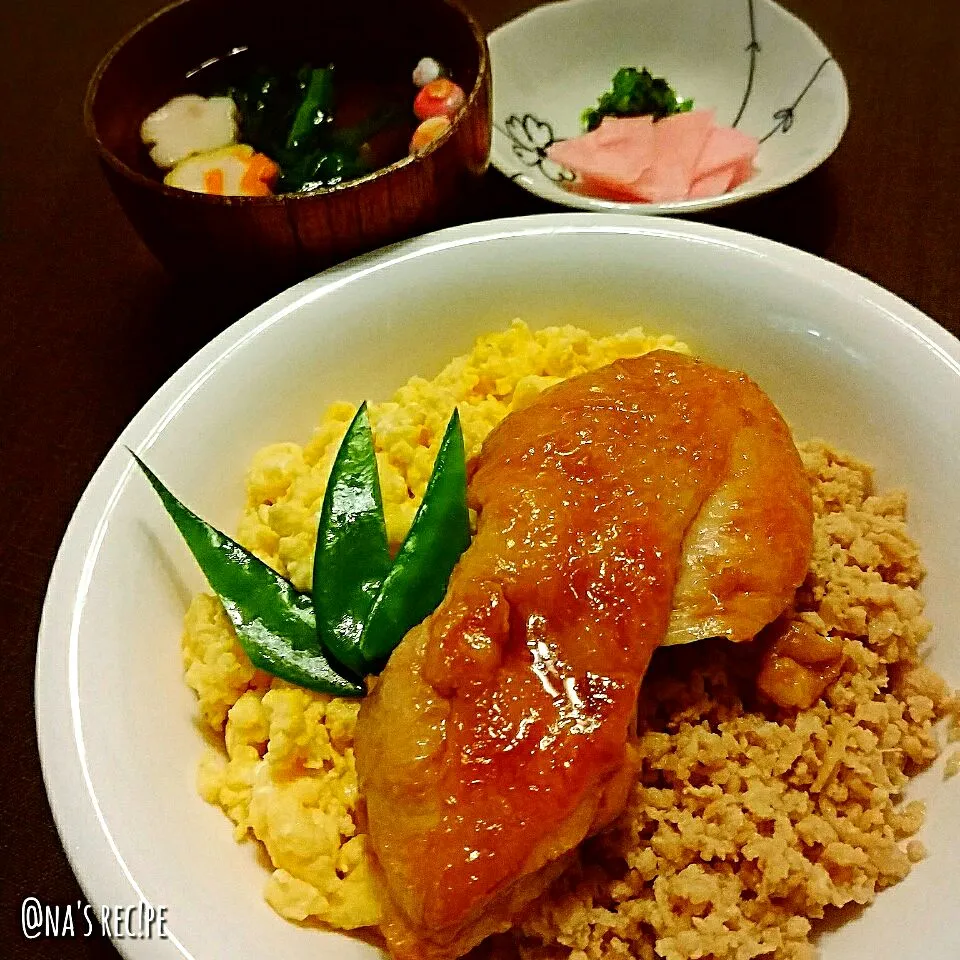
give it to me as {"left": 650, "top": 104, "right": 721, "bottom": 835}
{"left": 355, "top": 351, "right": 814, "bottom": 959}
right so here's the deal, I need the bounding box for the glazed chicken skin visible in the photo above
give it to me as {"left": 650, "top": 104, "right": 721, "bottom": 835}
{"left": 354, "top": 351, "right": 813, "bottom": 960}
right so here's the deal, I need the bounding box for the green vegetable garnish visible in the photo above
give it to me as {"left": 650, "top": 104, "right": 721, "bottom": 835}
{"left": 581, "top": 67, "right": 694, "bottom": 131}
{"left": 360, "top": 409, "right": 471, "bottom": 666}
{"left": 132, "top": 453, "right": 363, "bottom": 697}
{"left": 227, "top": 67, "right": 303, "bottom": 159}
{"left": 312, "top": 403, "right": 392, "bottom": 677}
{"left": 133, "top": 406, "right": 472, "bottom": 694}
{"left": 226, "top": 62, "right": 409, "bottom": 192}
{"left": 278, "top": 145, "right": 371, "bottom": 193}
{"left": 285, "top": 66, "right": 335, "bottom": 150}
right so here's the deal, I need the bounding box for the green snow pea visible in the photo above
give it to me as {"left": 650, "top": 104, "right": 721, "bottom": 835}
{"left": 132, "top": 452, "right": 362, "bottom": 697}
{"left": 359, "top": 409, "right": 471, "bottom": 666}
{"left": 312, "top": 403, "right": 392, "bottom": 677}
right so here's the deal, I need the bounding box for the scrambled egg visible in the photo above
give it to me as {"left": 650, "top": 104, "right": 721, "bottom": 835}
{"left": 183, "top": 321, "right": 685, "bottom": 929}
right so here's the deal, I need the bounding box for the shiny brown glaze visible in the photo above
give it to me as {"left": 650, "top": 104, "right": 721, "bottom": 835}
{"left": 84, "top": 0, "right": 491, "bottom": 285}
{"left": 355, "top": 351, "right": 814, "bottom": 959}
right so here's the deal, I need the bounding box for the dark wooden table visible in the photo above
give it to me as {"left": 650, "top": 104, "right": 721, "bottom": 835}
{"left": 3, "top": 1, "right": 958, "bottom": 957}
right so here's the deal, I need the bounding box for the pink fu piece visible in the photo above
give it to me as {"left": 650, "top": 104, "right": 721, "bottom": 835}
{"left": 546, "top": 109, "right": 758, "bottom": 204}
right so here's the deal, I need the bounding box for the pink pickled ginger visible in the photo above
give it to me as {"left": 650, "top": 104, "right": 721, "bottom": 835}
{"left": 545, "top": 109, "right": 758, "bottom": 203}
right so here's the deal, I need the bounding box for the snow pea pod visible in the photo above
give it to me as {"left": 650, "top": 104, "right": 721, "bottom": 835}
{"left": 312, "top": 403, "right": 392, "bottom": 676}
{"left": 132, "top": 453, "right": 363, "bottom": 698}
{"left": 359, "top": 409, "right": 471, "bottom": 666}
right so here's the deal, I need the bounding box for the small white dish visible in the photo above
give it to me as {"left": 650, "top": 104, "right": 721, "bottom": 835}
{"left": 489, "top": 0, "right": 850, "bottom": 213}
{"left": 36, "top": 214, "right": 960, "bottom": 960}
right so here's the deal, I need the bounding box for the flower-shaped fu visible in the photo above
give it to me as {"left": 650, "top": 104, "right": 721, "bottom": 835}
{"left": 499, "top": 114, "right": 575, "bottom": 182}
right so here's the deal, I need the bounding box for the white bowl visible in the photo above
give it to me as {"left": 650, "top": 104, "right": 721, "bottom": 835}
{"left": 37, "top": 214, "right": 959, "bottom": 960}
{"left": 489, "top": 0, "right": 850, "bottom": 213}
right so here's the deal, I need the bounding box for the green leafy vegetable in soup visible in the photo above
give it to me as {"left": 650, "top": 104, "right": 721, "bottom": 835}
{"left": 226, "top": 63, "right": 410, "bottom": 192}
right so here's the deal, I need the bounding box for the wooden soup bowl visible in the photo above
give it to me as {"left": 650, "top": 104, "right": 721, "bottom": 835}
{"left": 85, "top": 0, "right": 491, "bottom": 284}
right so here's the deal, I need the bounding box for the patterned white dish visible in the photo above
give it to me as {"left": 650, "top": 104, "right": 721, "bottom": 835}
{"left": 489, "top": 0, "right": 849, "bottom": 213}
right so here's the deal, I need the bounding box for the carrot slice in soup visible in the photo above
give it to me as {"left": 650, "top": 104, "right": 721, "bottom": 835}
{"left": 203, "top": 168, "right": 225, "bottom": 195}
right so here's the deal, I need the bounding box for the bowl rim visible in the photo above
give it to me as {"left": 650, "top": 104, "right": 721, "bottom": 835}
{"left": 488, "top": 0, "right": 851, "bottom": 215}
{"left": 35, "top": 213, "right": 960, "bottom": 960}
{"left": 82, "top": 0, "right": 490, "bottom": 206}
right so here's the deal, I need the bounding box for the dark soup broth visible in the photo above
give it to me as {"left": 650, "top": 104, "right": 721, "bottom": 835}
{"left": 178, "top": 46, "right": 418, "bottom": 191}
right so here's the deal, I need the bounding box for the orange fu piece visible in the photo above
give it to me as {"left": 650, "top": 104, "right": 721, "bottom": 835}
{"left": 414, "top": 77, "right": 466, "bottom": 121}
{"left": 355, "top": 352, "right": 814, "bottom": 960}
{"left": 409, "top": 115, "right": 451, "bottom": 153}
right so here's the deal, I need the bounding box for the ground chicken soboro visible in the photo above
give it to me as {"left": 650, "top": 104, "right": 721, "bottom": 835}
{"left": 498, "top": 444, "right": 955, "bottom": 960}
{"left": 182, "top": 321, "right": 956, "bottom": 958}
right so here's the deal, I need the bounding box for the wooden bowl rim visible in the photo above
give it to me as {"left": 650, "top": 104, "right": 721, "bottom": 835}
{"left": 82, "top": 0, "right": 490, "bottom": 207}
